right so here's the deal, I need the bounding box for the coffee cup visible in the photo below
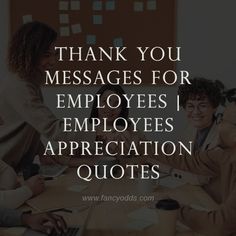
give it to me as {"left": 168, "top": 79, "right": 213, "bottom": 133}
{"left": 156, "top": 198, "right": 180, "bottom": 236}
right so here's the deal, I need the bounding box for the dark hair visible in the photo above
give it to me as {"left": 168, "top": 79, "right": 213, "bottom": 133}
{"left": 178, "top": 77, "right": 222, "bottom": 108}
{"left": 8, "top": 21, "right": 57, "bottom": 79}
{"left": 89, "top": 85, "right": 129, "bottom": 127}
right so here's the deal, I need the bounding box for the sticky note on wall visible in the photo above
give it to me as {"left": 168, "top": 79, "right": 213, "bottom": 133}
{"left": 93, "top": 1, "right": 102, "bottom": 10}
{"left": 105, "top": 0, "right": 115, "bottom": 10}
{"left": 59, "top": 1, "right": 69, "bottom": 10}
{"left": 113, "top": 37, "right": 123, "bottom": 47}
{"left": 60, "top": 26, "right": 70, "bottom": 36}
{"left": 134, "top": 2, "right": 144, "bottom": 12}
{"left": 71, "top": 0, "right": 80, "bottom": 10}
{"left": 93, "top": 15, "right": 103, "bottom": 24}
{"left": 86, "top": 35, "right": 96, "bottom": 45}
{"left": 60, "top": 14, "right": 69, "bottom": 24}
{"left": 147, "top": 0, "right": 157, "bottom": 10}
{"left": 71, "top": 24, "right": 82, "bottom": 34}
{"left": 22, "top": 15, "right": 33, "bottom": 24}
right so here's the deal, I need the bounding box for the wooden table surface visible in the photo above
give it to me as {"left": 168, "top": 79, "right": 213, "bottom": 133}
{"left": 0, "top": 168, "right": 218, "bottom": 236}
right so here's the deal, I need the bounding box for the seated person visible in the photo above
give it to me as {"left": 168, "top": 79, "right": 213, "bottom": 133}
{"left": 89, "top": 84, "right": 148, "bottom": 158}
{"left": 0, "top": 159, "right": 44, "bottom": 209}
{"left": 51, "top": 84, "right": 150, "bottom": 167}
{"left": 148, "top": 102, "right": 236, "bottom": 236}
{"left": 0, "top": 208, "right": 66, "bottom": 235}
{"left": 0, "top": 22, "right": 92, "bottom": 171}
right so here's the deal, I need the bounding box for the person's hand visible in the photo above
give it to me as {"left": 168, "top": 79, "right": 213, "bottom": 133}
{"left": 25, "top": 175, "right": 45, "bottom": 196}
{"left": 22, "top": 212, "right": 67, "bottom": 234}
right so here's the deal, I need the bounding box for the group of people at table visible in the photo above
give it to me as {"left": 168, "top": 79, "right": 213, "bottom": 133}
{"left": 0, "top": 21, "right": 236, "bottom": 236}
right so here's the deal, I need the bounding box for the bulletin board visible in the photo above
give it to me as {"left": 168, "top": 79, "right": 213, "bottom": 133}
{"left": 10, "top": 0, "right": 176, "bottom": 85}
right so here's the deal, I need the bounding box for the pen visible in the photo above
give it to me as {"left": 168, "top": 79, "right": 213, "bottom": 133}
{"left": 49, "top": 205, "right": 89, "bottom": 214}
{"left": 49, "top": 208, "right": 73, "bottom": 213}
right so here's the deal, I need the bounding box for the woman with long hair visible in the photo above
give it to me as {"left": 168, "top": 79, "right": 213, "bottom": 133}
{"left": 0, "top": 21, "right": 89, "bottom": 169}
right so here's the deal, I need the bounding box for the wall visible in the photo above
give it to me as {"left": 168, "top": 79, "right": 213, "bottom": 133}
{"left": 0, "top": 0, "right": 235, "bottom": 141}
{"left": 177, "top": 0, "right": 236, "bottom": 88}
{"left": 1, "top": 0, "right": 235, "bottom": 87}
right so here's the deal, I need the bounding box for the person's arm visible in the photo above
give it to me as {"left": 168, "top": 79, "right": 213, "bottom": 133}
{"left": 0, "top": 208, "right": 67, "bottom": 234}
{"left": 146, "top": 146, "right": 223, "bottom": 177}
{"left": 0, "top": 161, "right": 33, "bottom": 209}
{"left": 0, "top": 160, "right": 8, "bottom": 173}
{"left": 0, "top": 171, "right": 44, "bottom": 209}
{"left": 0, "top": 163, "right": 45, "bottom": 209}
{"left": 0, "top": 187, "right": 32, "bottom": 209}
{"left": 0, "top": 208, "right": 22, "bottom": 227}
{"left": 0, "top": 161, "right": 19, "bottom": 190}
{"left": 5, "top": 80, "right": 90, "bottom": 143}
{"left": 179, "top": 187, "right": 236, "bottom": 236}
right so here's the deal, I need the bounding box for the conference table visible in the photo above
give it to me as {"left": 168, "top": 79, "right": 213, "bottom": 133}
{"left": 0, "top": 167, "right": 218, "bottom": 236}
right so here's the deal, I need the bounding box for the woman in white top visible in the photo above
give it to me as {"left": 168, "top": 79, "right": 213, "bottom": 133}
{"left": 0, "top": 22, "right": 90, "bottom": 170}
